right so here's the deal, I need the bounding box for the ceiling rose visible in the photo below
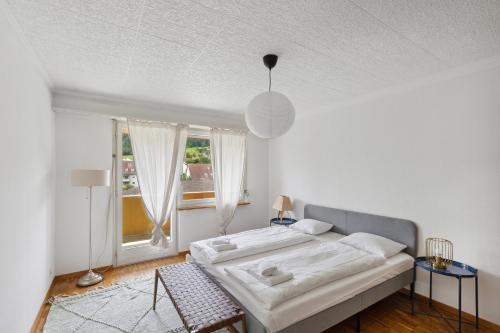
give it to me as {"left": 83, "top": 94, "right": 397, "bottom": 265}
{"left": 245, "top": 54, "right": 295, "bottom": 139}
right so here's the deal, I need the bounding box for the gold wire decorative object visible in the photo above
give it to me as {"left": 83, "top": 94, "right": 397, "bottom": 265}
{"left": 425, "top": 238, "right": 453, "bottom": 269}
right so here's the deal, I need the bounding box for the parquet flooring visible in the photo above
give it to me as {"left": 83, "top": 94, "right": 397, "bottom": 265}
{"left": 31, "top": 253, "right": 499, "bottom": 333}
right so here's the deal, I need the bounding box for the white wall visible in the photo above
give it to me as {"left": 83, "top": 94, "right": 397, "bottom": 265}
{"left": 55, "top": 112, "right": 268, "bottom": 273}
{"left": 55, "top": 113, "right": 113, "bottom": 275}
{"left": 269, "top": 64, "right": 500, "bottom": 324}
{"left": 0, "top": 2, "right": 55, "bottom": 332}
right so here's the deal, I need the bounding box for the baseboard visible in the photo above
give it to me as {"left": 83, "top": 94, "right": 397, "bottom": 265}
{"left": 54, "top": 265, "right": 113, "bottom": 280}
{"left": 398, "top": 289, "right": 500, "bottom": 331}
{"left": 52, "top": 251, "right": 190, "bottom": 279}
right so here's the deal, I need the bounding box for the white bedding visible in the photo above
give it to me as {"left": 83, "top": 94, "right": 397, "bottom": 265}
{"left": 190, "top": 232, "right": 414, "bottom": 333}
{"left": 225, "top": 241, "right": 385, "bottom": 309}
{"left": 190, "top": 226, "right": 313, "bottom": 264}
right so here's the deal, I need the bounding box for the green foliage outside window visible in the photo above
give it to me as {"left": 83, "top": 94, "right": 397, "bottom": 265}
{"left": 123, "top": 133, "right": 133, "bottom": 160}
{"left": 122, "top": 134, "right": 210, "bottom": 164}
{"left": 185, "top": 138, "right": 210, "bottom": 164}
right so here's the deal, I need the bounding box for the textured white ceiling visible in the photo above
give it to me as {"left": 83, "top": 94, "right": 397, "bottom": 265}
{"left": 6, "top": 0, "right": 500, "bottom": 114}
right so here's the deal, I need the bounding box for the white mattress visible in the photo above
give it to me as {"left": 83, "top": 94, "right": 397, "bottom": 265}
{"left": 191, "top": 232, "right": 414, "bottom": 333}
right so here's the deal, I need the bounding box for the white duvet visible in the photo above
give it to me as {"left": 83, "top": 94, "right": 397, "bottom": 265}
{"left": 190, "top": 226, "right": 314, "bottom": 264}
{"left": 224, "top": 241, "right": 385, "bottom": 309}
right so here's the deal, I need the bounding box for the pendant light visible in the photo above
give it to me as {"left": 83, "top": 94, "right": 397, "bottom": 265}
{"left": 245, "top": 54, "right": 295, "bottom": 139}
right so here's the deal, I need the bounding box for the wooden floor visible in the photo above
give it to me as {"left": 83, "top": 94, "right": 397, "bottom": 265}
{"left": 32, "top": 254, "right": 499, "bottom": 333}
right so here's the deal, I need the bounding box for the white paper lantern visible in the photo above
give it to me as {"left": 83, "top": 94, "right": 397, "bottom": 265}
{"left": 245, "top": 91, "right": 295, "bottom": 139}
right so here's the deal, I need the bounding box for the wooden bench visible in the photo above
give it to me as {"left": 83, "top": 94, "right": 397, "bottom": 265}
{"left": 153, "top": 262, "right": 247, "bottom": 333}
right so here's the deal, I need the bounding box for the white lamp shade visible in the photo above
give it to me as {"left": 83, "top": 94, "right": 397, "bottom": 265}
{"left": 245, "top": 91, "right": 295, "bottom": 139}
{"left": 71, "top": 169, "right": 111, "bottom": 187}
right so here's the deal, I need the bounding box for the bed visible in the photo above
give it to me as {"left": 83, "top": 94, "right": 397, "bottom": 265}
{"left": 189, "top": 204, "right": 417, "bottom": 333}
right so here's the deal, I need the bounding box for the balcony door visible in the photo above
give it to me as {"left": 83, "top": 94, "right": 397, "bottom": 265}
{"left": 115, "top": 122, "right": 177, "bottom": 266}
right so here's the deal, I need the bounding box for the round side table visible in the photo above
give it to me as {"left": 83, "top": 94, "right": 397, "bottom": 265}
{"left": 412, "top": 256, "right": 478, "bottom": 333}
{"left": 269, "top": 217, "right": 297, "bottom": 227}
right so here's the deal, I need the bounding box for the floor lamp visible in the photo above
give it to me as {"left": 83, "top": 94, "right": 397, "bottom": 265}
{"left": 71, "top": 169, "right": 111, "bottom": 287}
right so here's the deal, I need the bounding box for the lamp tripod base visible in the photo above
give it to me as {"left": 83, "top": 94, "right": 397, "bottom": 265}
{"left": 77, "top": 269, "right": 103, "bottom": 287}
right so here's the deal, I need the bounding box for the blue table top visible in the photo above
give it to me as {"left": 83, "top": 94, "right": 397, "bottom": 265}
{"left": 415, "top": 256, "right": 477, "bottom": 278}
{"left": 270, "top": 217, "right": 297, "bottom": 225}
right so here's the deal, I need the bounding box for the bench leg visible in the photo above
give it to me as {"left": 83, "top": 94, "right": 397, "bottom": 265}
{"left": 153, "top": 270, "right": 158, "bottom": 310}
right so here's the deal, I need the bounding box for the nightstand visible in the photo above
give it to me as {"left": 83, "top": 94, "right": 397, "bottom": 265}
{"left": 412, "top": 256, "right": 478, "bottom": 333}
{"left": 269, "top": 217, "right": 297, "bottom": 227}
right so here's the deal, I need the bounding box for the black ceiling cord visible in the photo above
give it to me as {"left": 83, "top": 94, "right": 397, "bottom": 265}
{"left": 263, "top": 54, "right": 278, "bottom": 93}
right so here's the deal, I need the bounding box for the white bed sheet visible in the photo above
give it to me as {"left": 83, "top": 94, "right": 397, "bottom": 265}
{"left": 191, "top": 232, "right": 414, "bottom": 333}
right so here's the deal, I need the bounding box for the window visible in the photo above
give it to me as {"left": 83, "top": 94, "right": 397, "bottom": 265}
{"left": 122, "top": 131, "right": 139, "bottom": 196}
{"left": 180, "top": 130, "right": 215, "bottom": 203}
{"left": 121, "top": 127, "right": 245, "bottom": 214}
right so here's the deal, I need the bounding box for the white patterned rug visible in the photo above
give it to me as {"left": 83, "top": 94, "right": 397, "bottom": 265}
{"left": 44, "top": 277, "right": 228, "bottom": 333}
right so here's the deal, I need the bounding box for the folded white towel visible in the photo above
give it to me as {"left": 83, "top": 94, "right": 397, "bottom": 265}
{"left": 248, "top": 270, "right": 293, "bottom": 286}
{"left": 210, "top": 243, "right": 237, "bottom": 252}
{"left": 257, "top": 262, "right": 278, "bottom": 276}
{"left": 208, "top": 238, "right": 230, "bottom": 246}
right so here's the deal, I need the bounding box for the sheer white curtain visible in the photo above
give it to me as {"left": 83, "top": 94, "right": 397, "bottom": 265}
{"left": 127, "top": 120, "right": 187, "bottom": 248}
{"left": 210, "top": 129, "right": 247, "bottom": 235}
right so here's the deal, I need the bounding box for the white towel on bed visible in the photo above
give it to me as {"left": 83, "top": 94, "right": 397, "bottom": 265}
{"left": 248, "top": 269, "right": 293, "bottom": 286}
{"left": 209, "top": 243, "right": 237, "bottom": 252}
{"left": 257, "top": 262, "right": 278, "bottom": 276}
{"left": 207, "top": 238, "right": 230, "bottom": 247}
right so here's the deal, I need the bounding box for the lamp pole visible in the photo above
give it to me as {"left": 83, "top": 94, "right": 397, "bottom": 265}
{"left": 77, "top": 185, "right": 103, "bottom": 287}
{"left": 88, "top": 186, "right": 92, "bottom": 274}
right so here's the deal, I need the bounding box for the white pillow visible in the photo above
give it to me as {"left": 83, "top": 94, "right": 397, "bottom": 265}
{"left": 339, "top": 232, "right": 406, "bottom": 258}
{"left": 290, "top": 219, "right": 332, "bottom": 235}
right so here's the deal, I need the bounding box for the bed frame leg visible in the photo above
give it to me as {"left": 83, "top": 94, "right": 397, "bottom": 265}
{"left": 411, "top": 261, "right": 416, "bottom": 314}
{"left": 410, "top": 282, "right": 415, "bottom": 314}
{"left": 355, "top": 312, "right": 361, "bottom": 332}
{"left": 241, "top": 315, "right": 247, "bottom": 333}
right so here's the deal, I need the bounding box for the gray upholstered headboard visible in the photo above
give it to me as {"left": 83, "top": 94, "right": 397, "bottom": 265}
{"left": 304, "top": 204, "right": 417, "bottom": 257}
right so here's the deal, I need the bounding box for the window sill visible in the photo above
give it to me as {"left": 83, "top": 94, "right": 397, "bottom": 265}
{"left": 177, "top": 201, "right": 250, "bottom": 211}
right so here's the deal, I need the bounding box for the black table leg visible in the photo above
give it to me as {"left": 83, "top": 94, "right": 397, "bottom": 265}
{"left": 458, "top": 277, "right": 462, "bottom": 333}
{"left": 413, "top": 258, "right": 478, "bottom": 333}
{"left": 429, "top": 271, "right": 433, "bottom": 306}
{"left": 475, "top": 275, "right": 479, "bottom": 329}
{"left": 355, "top": 312, "right": 361, "bottom": 333}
